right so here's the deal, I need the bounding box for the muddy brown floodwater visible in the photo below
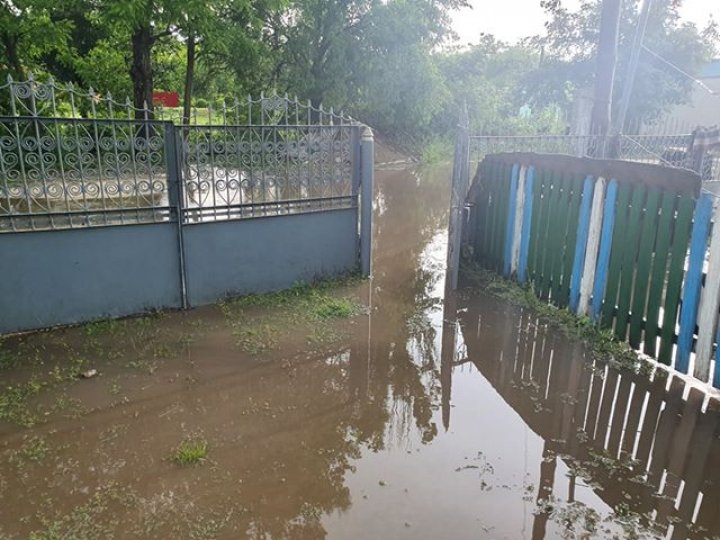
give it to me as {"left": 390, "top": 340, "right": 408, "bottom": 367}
{"left": 1, "top": 164, "right": 719, "bottom": 540}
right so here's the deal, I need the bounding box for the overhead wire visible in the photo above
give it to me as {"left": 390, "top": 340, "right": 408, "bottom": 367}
{"left": 642, "top": 45, "right": 719, "bottom": 96}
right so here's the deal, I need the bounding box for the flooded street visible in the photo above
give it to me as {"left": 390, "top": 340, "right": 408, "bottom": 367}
{"left": 1, "top": 164, "right": 719, "bottom": 539}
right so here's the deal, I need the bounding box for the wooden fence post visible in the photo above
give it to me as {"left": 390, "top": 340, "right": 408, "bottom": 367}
{"left": 569, "top": 176, "right": 595, "bottom": 313}
{"left": 694, "top": 198, "right": 720, "bottom": 382}
{"left": 590, "top": 179, "right": 618, "bottom": 322}
{"left": 578, "top": 177, "right": 606, "bottom": 316}
{"left": 517, "top": 166, "right": 535, "bottom": 284}
{"left": 676, "top": 193, "right": 713, "bottom": 374}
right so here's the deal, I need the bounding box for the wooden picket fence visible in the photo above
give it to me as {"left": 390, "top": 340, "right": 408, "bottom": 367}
{"left": 464, "top": 152, "right": 720, "bottom": 389}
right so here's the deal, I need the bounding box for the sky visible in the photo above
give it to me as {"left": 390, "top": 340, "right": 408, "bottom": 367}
{"left": 451, "top": 0, "right": 720, "bottom": 45}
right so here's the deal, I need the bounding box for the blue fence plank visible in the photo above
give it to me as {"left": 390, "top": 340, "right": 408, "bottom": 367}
{"left": 676, "top": 193, "right": 713, "bottom": 374}
{"left": 503, "top": 164, "right": 520, "bottom": 277}
{"left": 569, "top": 176, "right": 595, "bottom": 312}
{"left": 590, "top": 179, "right": 619, "bottom": 322}
{"left": 517, "top": 167, "right": 536, "bottom": 284}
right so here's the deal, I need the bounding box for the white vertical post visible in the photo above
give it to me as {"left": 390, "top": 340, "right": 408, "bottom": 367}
{"left": 578, "top": 177, "right": 606, "bottom": 316}
{"left": 359, "top": 126, "right": 374, "bottom": 277}
{"left": 694, "top": 199, "right": 720, "bottom": 381}
{"left": 510, "top": 166, "right": 527, "bottom": 276}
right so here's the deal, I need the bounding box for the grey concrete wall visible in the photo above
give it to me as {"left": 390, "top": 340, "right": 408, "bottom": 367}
{"left": 0, "top": 224, "right": 182, "bottom": 333}
{"left": 183, "top": 208, "right": 358, "bottom": 306}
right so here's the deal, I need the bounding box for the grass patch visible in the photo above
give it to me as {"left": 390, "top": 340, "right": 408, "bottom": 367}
{"left": 0, "top": 379, "right": 45, "bottom": 426}
{"left": 83, "top": 318, "right": 122, "bottom": 337}
{"left": 19, "top": 436, "right": 50, "bottom": 462}
{"left": 221, "top": 277, "right": 364, "bottom": 354}
{"left": 170, "top": 438, "right": 209, "bottom": 466}
{"left": 233, "top": 324, "right": 278, "bottom": 355}
{"left": 312, "top": 296, "right": 356, "bottom": 319}
{"left": 462, "top": 264, "right": 648, "bottom": 374}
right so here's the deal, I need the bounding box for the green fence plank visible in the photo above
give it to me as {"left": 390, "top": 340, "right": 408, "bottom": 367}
{"left": 485, "top": 161, "right": 501, "bottom": 267}
{"left": 477, "top": 160, "right": 493, "bottom": 261}
{"left": 628, "top": 188, "right": 661, "bottom": 348}
{"left": 658, "top": 195, "right": 695, "bottom": 365}
{"left": 614, "top": 186, "right": 647, "bottom": 341}
{"left": 600, "top": 182, "right": 632, "bottom": 329}
{"left": 549, "top": 174, "right": 572, "bottom": 303}
{"left": 539, "top": 172, "right": 564, "bottom": 299}
{"left": 530, "top": 168, "right": 551, "bottom": 289}
{"left": 526, "top": 167, "right": 546, "bottom": 284}
{"left": 537, "top": 171, "right": 555, "bottom": 296}
{"left": 557, "top": 174, "right": 584, "bottom": 308}
{"left": 492, "top": 162, "right": 511, "bottom": 272}
{"left": 643, "top": 192, "right": 676, "bottom": 358}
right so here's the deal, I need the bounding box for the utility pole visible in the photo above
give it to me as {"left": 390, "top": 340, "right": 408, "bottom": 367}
{"left": 614, "top": 0, "right": 653, "bottom": 135}
{"left": 590, "top": 0, "right": 623, "bottom": 154}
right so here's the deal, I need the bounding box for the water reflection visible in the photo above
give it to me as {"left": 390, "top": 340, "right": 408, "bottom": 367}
{"left": 446, "top": 289, "right": 720, "bottom": 539}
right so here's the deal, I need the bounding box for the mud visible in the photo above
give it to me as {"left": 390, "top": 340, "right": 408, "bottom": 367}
{"left": 0, "top": 164, "right": 718, "bottom": 539}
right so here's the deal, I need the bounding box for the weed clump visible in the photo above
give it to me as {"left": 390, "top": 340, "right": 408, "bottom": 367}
{"left": 221, "top": 276, "right": 363, "bottom": 354}
{"left": 171, "top": 438, "right": 209, "bottom": 466}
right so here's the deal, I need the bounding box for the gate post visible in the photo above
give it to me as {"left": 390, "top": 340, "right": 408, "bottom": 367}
{"left": 359, "top": 126, "right": 374, "bottom": 277}
{"left": 164, "top": 123, "right": 188, "bottom": 309}
{"left": 447, "top": 105, "right": 470, "bottom": 290}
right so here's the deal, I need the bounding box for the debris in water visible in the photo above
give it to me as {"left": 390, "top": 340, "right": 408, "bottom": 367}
{"left": 80, "top": 369, "right": 98, "bottom": 379}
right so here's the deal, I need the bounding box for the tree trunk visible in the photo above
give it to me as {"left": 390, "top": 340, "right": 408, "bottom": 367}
{"left": 130, "top": 24, "right": 154, "bottom": 120}
{"left": 1, "top": 33, "right": 25, "bottom": 80}
{"left": 182, "top": 36, "right": 196, "bottom": 126}
{"left": 590, "top": 0, "right": 622, "bottom": 150}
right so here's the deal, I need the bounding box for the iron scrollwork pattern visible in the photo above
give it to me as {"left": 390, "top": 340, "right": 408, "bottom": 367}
{"left": 0, "top": 117, "right": 169, "bottom": 231}
{"left": 0, "top": 78, "right": 361, "bottom": 231}
{"left": 182, "top": 125, "right": 355, "bottom": 221}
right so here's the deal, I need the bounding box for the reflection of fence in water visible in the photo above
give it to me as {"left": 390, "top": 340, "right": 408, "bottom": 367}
{"left": 454, "top": 305, "right": 720, "bottom": 539}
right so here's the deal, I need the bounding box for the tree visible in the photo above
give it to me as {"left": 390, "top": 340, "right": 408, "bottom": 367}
{"left": 0, "top": 0, "right": 74, "bottom": 80}
{"left": 528, "top": 0, "right": 719, "bottom": 130}
{"left": 95, "top": 0, "right": 182, "bottom": 117}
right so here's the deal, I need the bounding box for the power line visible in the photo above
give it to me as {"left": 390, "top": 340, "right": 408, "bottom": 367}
{"left": 642, "top": 44, "right": 719, "bottom": 96}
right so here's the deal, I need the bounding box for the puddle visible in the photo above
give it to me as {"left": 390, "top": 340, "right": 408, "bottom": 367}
{"left": 0, "top": 165, "right": 718, "bottom": 539}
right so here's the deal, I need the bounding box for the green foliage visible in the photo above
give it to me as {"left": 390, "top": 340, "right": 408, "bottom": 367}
{"left": 171, "top": 437, "right": 209, "bottom": 465}
{"left": 420, "top": 138, "right": 454, "bottom": 165}
{"left": 2, "top": 0, "right": 717, "bottom": 143}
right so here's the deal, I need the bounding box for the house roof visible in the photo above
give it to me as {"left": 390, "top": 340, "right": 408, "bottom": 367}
{"left": 701, "top": 59, "right": 720, "bottom": 79}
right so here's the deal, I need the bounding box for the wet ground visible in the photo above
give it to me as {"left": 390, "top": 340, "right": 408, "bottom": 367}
{"left": 1, "top": 164, "right": 719, "bottom": 539}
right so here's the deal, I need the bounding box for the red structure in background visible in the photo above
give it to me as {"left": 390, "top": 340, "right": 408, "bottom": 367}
{"left": 152, "top": 91, "right": 180, "bottom": 108}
